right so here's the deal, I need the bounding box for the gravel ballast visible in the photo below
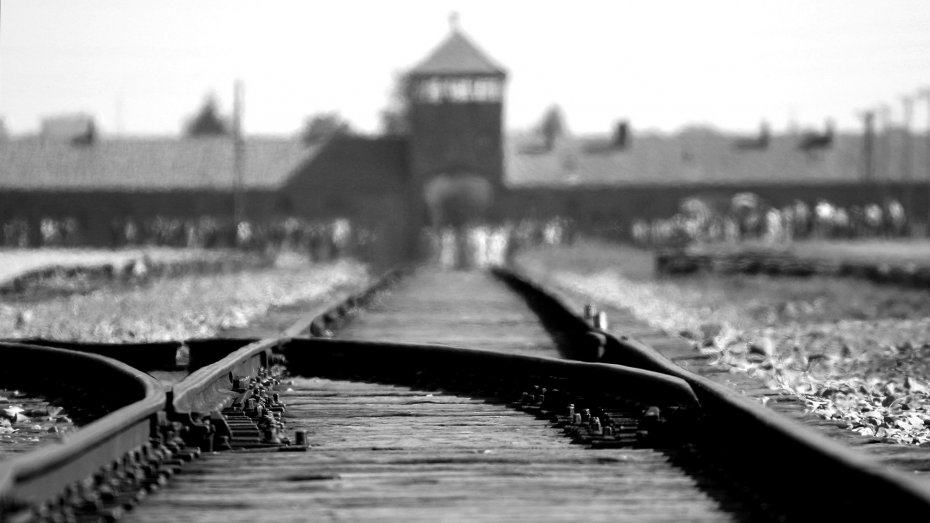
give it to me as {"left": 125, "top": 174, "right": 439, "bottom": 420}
{"left": 0, "top": 257, "right": 369, "bottom": 342}
{"left": 518, "top": 240, "right": 930, "bottom": 446}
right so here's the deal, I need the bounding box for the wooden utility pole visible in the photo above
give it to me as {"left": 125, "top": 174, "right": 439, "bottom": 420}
{"left": 902, "top": 95, "right": 914, "bottom": 183}
{"left": 901, "top": 95, "right": 917, "bottom": 220}
{"left": 233, "top": 80, "right": 245, "bottom": 228}
{"left": 858, "top": 110, "right": 875, "bottom": 182}
{"left": 877, "top": 103, "right": 893, "bottom": 182}
{"left": 918, "top": 89, "right": 930, "bottom": 225}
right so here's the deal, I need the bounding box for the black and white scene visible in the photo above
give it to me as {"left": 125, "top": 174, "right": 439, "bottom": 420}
{"left": 2, "top": 1, "right": 930, "bottom": 520}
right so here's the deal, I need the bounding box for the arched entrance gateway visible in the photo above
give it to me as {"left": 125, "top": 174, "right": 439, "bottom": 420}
{"left": 423, "top": 171, "right": 494, "bottom": 267}
{"left": 405, "top": 21, "right": 507, "bottom": 267}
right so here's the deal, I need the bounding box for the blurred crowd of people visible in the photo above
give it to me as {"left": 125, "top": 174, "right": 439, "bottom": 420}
{"left": 0, "top": 214, "right": 581, "bottom": 269}
{"left": 427, "top": 217, "right": 576, "bottom": 269}
{"left": 0, "top": 215, "right": 365, "bottom": 260}
{"left": 632, "top": 193, "right": 913, "bottom": 247}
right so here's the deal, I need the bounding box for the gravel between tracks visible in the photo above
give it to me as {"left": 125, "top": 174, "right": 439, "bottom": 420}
{"left": 0, "top": 389, "right": 78, "bottom": 460}
{"left": 0, "top": 248, "right": 245, "bottom": 287}
{"left": 0, "top": 256, "right": 369, "bottom": 342}
{"left": 518, "top": 240, "right": 930, "bottom": 445}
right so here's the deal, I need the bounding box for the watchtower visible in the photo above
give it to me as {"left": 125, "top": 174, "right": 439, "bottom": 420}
{"left": 406, "top": 22, "right": 507, "bottom": 190}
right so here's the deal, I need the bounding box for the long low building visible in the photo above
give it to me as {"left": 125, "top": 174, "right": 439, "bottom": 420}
{"left": 1, "top": 24, "right": 927, "bottom": 251}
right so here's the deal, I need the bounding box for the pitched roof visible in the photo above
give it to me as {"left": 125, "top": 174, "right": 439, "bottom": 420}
{"left": 409, "top": 29, "right": 506, "bottom": 77}
{"left": 284, "top": 136, "right": 409, "bottom": 193}
{"left": 0, "top": 137, "right": 316, "bottom": 191}
{"left": 505, "top": 131, "right": 921, "bottom": 187}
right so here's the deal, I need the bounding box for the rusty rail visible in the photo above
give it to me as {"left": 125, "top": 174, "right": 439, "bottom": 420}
{"left": 0, "top": 343, "right": 165, "bottom": 512}
{"left": 499, "top": 267, "right": 930, "bottom": 518}
{"left": 6, "top": 263, "right": 930, "bottom": 519}
{"left": 284, "top": 337, "right": 700, "bottom": 409}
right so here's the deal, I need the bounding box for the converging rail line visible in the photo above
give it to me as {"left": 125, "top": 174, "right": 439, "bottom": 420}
{"left": 3, "top": 266, "right": 930, "bottom": 521}
{"left": 334, "top": 269, "right": 561, "bottom": 356}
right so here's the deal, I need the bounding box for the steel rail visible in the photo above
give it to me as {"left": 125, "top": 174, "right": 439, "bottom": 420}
{"left": 282, "top": 266, "right": 407, "bottom": 338}
{"left": 283, "top": 337, "right": 701, "bottom": 409}
{"left": 0, "top": 338, "right": 270, "bottom": 374}
{"left": 169, "top": 338, "right": 281, "bottom": 417}
{"left": 500, "top": 266, "right": 930, "bottom": 517}
{"left": 0, "top": 338, "right": 184, "bottom": 371}
{"left": 0, "top": 342, "right": 165, "bottom": 509}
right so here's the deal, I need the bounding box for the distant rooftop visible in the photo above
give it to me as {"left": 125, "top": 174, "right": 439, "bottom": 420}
{"left": 0, "top": 130, "right": 921, "bottom": 193}
{"left": 505, "top": 130, "right": 925, "bottom": 187}
{"left": 0, "top": 137, "right": 315, "bottom": 191}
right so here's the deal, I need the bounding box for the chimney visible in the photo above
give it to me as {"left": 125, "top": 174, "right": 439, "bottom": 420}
{"left": 71, "top": 120, "right": 97, "bottom": 147}
{"left": 612, "top": 120, "right": 631, "bottom": 150}
{"left": 41, "top": 113, "right": 96, "bottom": 145}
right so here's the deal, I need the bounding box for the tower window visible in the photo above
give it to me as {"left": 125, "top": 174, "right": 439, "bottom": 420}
{"left": 414, "top": 77, "right": 502, "bottom": 103}
{"left": 446, "top": 79, "right": 471, "bottom": 102}
{"left": 417, "top": 79, "right": 443, "bottom": 103}
{"left": 473, "top": 78, "right": 502, "bottom": 102}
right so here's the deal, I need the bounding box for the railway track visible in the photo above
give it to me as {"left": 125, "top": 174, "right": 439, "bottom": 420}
{"left": 3, "top": 266, "right": 930, "bottom": 521}
{"left": 0, "top": 342, "right": 165, "bottom": 518}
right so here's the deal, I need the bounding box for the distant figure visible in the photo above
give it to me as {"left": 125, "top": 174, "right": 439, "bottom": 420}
{"left": 833, "top": 208, "right": 850, "bottom": 238}
{"left": 792, "top": 200, "right": 812, "bottom": 239}
{"left": 731, "top": 192, "right": 763, "bottom": 240}
{"left": 763, "top": 208, "right": 783, "bottom": 243}
{"left": 864, "top": 203, "right": 883, "bottom": 236}
{"left": 885, "top": 199, "right": 907, "bottom": 237}
{"left": 813, "top": 200, "right": 835, "bottom": 237}
{"left": 798, "top": 120, "right": 834, "bottom": 152}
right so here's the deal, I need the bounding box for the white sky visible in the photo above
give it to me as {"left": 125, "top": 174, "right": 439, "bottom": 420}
{"left": 2, "top": 0, "right": 929, "bottom": 136}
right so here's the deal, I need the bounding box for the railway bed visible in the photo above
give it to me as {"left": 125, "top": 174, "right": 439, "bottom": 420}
{"left": 514, "top": 259, "right": 930, "bottom": 488}
{"left": 126, "top": 377, "right": 730, "bottom": 522}
{"left": 333, "top": 269, "right": 561, "bottom": 356}
{"left": 3, "top": 266, "right": 930, "bottom": 520}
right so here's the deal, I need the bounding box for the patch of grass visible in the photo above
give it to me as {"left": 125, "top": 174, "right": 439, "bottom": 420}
{"left": 0, "top": 259, "right": 368, "bottom": 342}
{"left": 518, "top": 239, "right": 930, "bottom": 445}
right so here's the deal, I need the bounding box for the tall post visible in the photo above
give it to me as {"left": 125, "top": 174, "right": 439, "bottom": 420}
{"left": 858, "top": 110, "right": 875, "bottom": 182}
{"left": 901, "top": 95, "right": 915, "bottom": 219}
{"left": 877, "top": 104, "right": 893, "bottom": 182}
{"left": 875, "top": 103, "right": 894, "bottom": 205}
{"left": 919, "top": 89, "right": 930, "bottom": 227}
{"left": 233, "top": 80, "right": 245, "bottom": 228}
{"left": 902, "top": 96, "right": 914, "bottom": 180}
